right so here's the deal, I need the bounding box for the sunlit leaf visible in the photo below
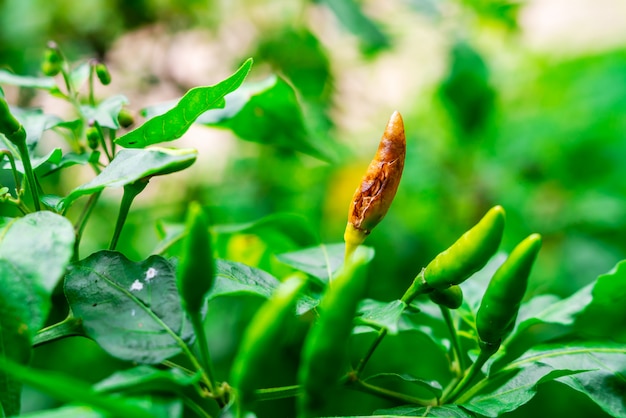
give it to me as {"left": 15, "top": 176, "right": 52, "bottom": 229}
{"left": 275, "top": 243, "right": 349, "bottom": 285}
{"left": 116, "top": 59, "right": 252, "bottom": 148}
{"left": 0, "top": 70, "right": 56, "bottom": 90}
{"left": 354, "top": 299, "right": 406, "bottom": 335}
{"left": 65, "top": 251, "right": 192, "bottom": 364}
{"left": 461, "top": 342, "right": 626, "bottom": 417}
{"left": 59, "top": 147, "right": 197, "bottom": 210}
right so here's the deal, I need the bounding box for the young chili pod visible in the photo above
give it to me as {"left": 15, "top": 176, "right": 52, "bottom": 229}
{"left": 424, "top": 206, "right": 505, "bottom": 290}
{"left": 476, "top": 233, "right": 542, "bottom": 349}
{"left": 429, "top": 285, "right": 463, "bottom": 309}
{"left": 86, "top": 121, "right": 103, "bottom": 150}
{"left": 0, "top": 97, "right": 26, "bottom": 146}
{"left": 344, "top": 111, "right": 405, "bottom": 258}
{"left": 298, "top": 246, "right": 373, "bottom": 417}
{"left": 231, "top": 274, "right": 307, "bottom": 409}
{"left": 117, "top": 108, "right": 135, "bottom": 128}
{"left": 95, "top": 62, "right": 112, "bottom": 85}
{"left": 41, "top": 42, "right": 62, "bottom": 76}
{"left": 176, "top": 201, "right": 215, "bottom": 315}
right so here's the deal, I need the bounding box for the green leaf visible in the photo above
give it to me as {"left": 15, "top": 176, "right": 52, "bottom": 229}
{"left": 0, "top": 70, "right": 56, "bottom": 90}
{"left": 210, "top": 260, "right": 318, "bottom": 314}
{"left": 59, "top": 147, "right": 197, "bottom": 210}
{"left": 38, "top": 151, "right": 100, "bottom": 177}
{"left": 275, "top": 243, "right": 348, "bottom": 285}
{"left": 210, "top": 259, "right": 280, "bottom": 300}
{"left": 94, "top": 365, "right": 199, "bottom": 394}
{"left": 198, "top": 75, "right": 333, "bottom": 161}
{"left": 460, "top": 342, "right": 626, "bottom": 417}
{"left": 19, "top": 405, "right": 104, "bottom": 417}
{"left": 375, "top": 404, "right": 473, "bottom": 417}
{"left": 318, "top": 0, "right": 390, "bottom": 55}
{"left": 354, "top": 299, "right": 406, "bottom": 335}
{"left": 0, "top": 357, "right": 154, "bottom": 418}
{"left": 115, "top": 58, "right": 252, "bottom": 148}
{"left": 64, "top": 250, "right": 192, "bottom": 364}
{"left": 575, "top": 260, "right": 626, "bottom": 343}
{"left": 1, "top": 107, "right": 62, "bottom": 152}
{"left": 81, "top": 95, "right": 129, "bottom": 129}
{"left": 365, "top": 372, "right": 443, "bottom": 397}
{"left": 69, "top": 62, "right": 91, "bottom": 93}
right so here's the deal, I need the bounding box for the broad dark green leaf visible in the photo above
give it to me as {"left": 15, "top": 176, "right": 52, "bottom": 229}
{"left": 460, "top": 342, "right": 626, "bottom": 417}
{"left": 116, "top": 58, "right": 252, "bottom": 148}
{"left": 318, "top": 0, "right": 390, "bottom": 55}
{"left": 275, "top": 243, "right": 348, "bottom": 285}
{"left": 0, "top": 357, "right": 154, "bottom": 418}
{"left": 65, "top": 250, "right": 192, "bottom": 364}
{"left": 365, "top": 372, "right": 443, "bottom": 397}
{"left": 198, "top": 75, "right": 333, "bottom": 161}
{"left": 0, "top": 70, "right": 56, "bottom": 90}
{"left": 354, "top": 299, "right": 406, "bottom": 335}
{"left": 375, "top": 404, "right": 473, "bottom": 417}
{"left": 81, "top": 95, "right": 129, "bottom": 129}
{"left": 39, "top": 151, "right": 100, "bottom": 177}
{"left": 575, "top": 260, "right": 626, "bottom": 342}
{"left": 59, "top": 147, "right": 197, "bottom": 210}
{"left": 94, "top": 366, "right": 199, "bottom": 394}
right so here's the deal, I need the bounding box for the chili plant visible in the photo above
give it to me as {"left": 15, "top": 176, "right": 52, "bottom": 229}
{"left": 1, "top": 45, "right": 625, "bottom": 418}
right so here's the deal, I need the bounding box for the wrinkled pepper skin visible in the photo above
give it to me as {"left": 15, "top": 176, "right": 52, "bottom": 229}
{"left": 344, "top": 111, "right": 405, "bottom": 256}
{"left": 476, "top": 233, "right": 542, "bottom": 347}
{"left": 424, "top": 206, "right": 506, "bottom": 290}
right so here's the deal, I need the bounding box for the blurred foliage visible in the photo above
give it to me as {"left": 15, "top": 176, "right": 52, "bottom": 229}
{"left": 2, "top": 0, "right": 625, "bottom": 416}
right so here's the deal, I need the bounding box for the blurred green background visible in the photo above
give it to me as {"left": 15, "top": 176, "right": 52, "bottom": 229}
{"left": 2, "top": 0, "right": 626, "bottom": 416}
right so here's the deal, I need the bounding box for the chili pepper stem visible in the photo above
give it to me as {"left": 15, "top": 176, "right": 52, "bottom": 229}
{"left": 400, "top": 269, "right": 431, "bottom": 304}
{"left": 189, "top": 311, "right": 219, "bottom": 399}
{"left": 442, "top": 345, "right": 496, "bottom": 403}
{"left": 109, "top": 179, "right": 148, "bottom": 250}
{"left": 440, "top": 306, "right": 465, "bottom": 376}
{"left": 74, "top": 191, "right": 102, "bottom": 260}
{"left": 32, "top": 314, "right": 85, "bottom": 347}
{"left": 254, "top": 385, "right": 302, "bottom": 401}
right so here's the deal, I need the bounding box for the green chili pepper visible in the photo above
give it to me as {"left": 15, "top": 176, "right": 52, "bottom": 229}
{"left": 117, "top": 108, "right": 135, "bottom": 128}
{"left": 176, "top": 201, "right": 215, "bottom": 315}
{"left": 41, "top": 42, "right": 62, "bottom": 76}
{"left": 429, "top": 285, "right": 463, "bottom": 309}
{"left": 231, "top": 274, "right": 307, "bottom": 409}
{"left": 298, "top": 246, "right": 373, "bottom": 417}
{"left": 95, "top": 62, "right": 112, "bottom": 85}
{"left": 0, "top": 97, "right": 26, "bottom": 146}
{"left": 476, "top": 233, "right": 542, "bottom": 350}
{"left": 424, "top": 206, "right": 505, "bottom": 290}
{"left": 86, "top": 121, "right": 103, "bottom": 150}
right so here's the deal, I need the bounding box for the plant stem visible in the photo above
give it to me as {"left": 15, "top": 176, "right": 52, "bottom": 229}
{"left": 254, "top": 385, "right": 302, "bottom": 401}
{"left": 33, "top": 315, "right": 85, "bottom": 347}
{"left": 442, "top": 345, "right": 495, "bottom": 403}
{"left": 189, "top": 312, "right": 218, "bottom": 396}
{"left": 1, "top": 150, "right": 22, "bottom": 194}
{"left": 73, "top": 191, "right": 102, "bottom": 260}
{"left": 15, "top": 140, "right": 40, "bottom": 211}
{"left": 355, "top": 327, "right": 388, "bottom": 376}
{"left": 109, "top": 179, "right": 149, "bottom": 250}
{"left": 351, "top": 378, "right": 436, "bottom": 407}
{"left": 440, "top": 306, "right": 465, "bottom": 376}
